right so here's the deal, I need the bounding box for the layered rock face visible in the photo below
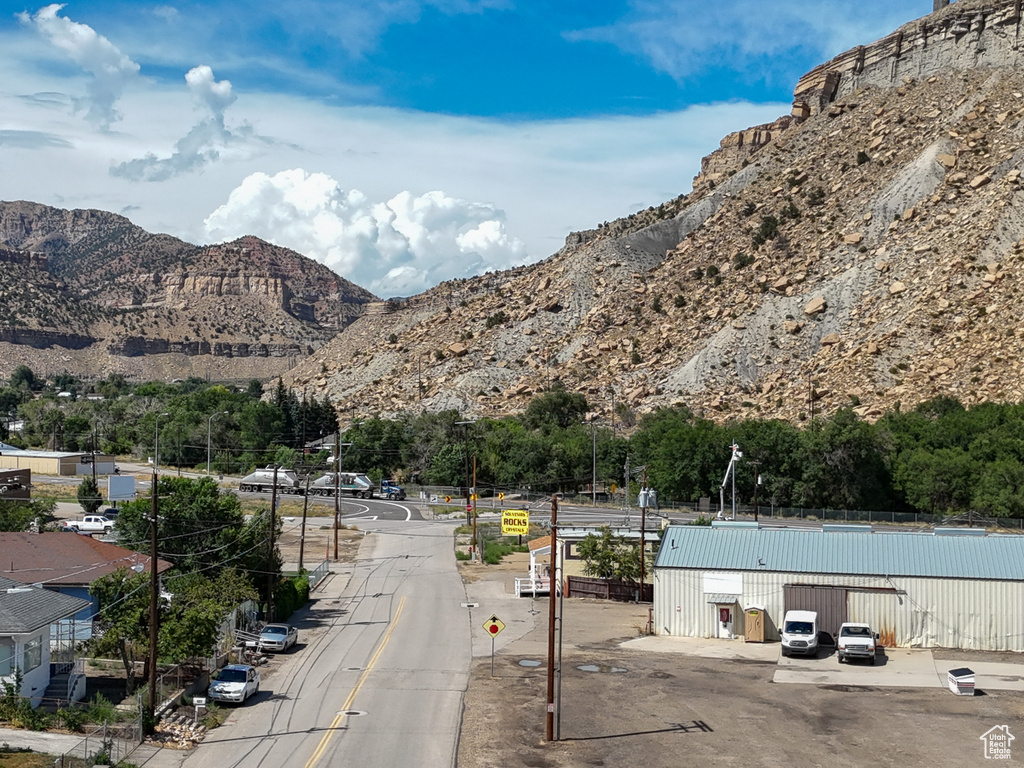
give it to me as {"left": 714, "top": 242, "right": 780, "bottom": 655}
{"left": 794, "top": 0, "right": 1024, "bottom": 116}
{"left": 0, "top": 203, "right": 375, "bottom": 380}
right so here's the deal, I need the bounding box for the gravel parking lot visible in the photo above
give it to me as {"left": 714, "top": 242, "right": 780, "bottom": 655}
{"left": 457, "top": 559, "right": 1024, "bottom": 768}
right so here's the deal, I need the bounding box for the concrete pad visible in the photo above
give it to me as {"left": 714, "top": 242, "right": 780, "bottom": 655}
{"left": 623, "top": 634, "right": 780, "bottom": 662}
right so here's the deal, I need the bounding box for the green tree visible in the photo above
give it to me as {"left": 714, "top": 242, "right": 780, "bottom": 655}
{"left": 9, "top": 365, "right": 36, "bottom": 391}
{"left": 77, "top": 477, "right": 102, "bottom": 515}
{"left": 0, "top": 499, "right": 54, "bottom": 531}
{"left": 522, "top": 383, "right": 589, "bottom": 432}
{"left": 160, "top": 569, "right": 257, "bottom": 660}
{"left": 576, "top": 527, "right": 649, "bottom": 584}
{"left": 115, "top": 477, "right": 279, "bottom": 599}
{"left": 90, "top": 568, "right": 150, "bottom": 693}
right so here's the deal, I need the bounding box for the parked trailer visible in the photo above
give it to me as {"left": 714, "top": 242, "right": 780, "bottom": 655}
{"left": 310, "top": 472, "right": 375, "bottom": 498}
{"left": 238, "top": 466, "right": 305, "bottom": 495}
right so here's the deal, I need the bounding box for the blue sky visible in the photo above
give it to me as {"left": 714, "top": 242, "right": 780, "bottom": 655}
{"left": 0, "top": 0, "right": 929, "bottom": 296}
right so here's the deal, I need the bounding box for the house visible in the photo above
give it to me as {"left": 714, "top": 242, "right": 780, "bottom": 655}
{"left": 0, "top": 532, "right": 173, "bottom": 641}
{"left": 0, "top": 574, "right": 89, "bottom": 708}
{"left": 653, "top": 521, "right": 1024, "bottom": 651}
{"left": 516, "top": 526, "right": 659, "bottom": 598}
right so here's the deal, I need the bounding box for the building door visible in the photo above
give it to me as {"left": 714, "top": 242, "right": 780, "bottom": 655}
{"left": 716, "top": 603, "right": 735, "bottom": 639}
{"left": 783, "top": 584, "right": 848, "bottom": 643}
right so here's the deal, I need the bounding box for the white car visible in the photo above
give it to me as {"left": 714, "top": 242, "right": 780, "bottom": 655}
{"left": 837, "top": 622, "right": 878, "bottom": 664}
{"left": 258, "top": 623, "right": 298, "bottom": 652}
{"left": 208, "top": 664, "right": 260, "bottom": 704}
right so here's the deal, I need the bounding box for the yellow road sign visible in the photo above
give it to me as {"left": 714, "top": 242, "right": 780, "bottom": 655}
{"left": 498, "top": 492, "right": 505, "bottom": 501}
{"left": 444, "top": 495, "right": 451, "bottom": 503}
{"left": 501, "top": 509, "right": 530, "bottom": 535}
{"left": 471, "top": 493, "right": 478, "bottom": 501}
{"left": 483, "top": 615, "right": 505, "bottom": 636}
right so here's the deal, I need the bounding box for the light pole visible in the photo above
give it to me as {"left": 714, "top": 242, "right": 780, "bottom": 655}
{"left": 154, "top": 412, "right": 170, "bottom": 476}
{"left": 582, "top": 417, "right": 597, "bottom": 505}
{"left": 207, "top": 411, "right": 228, "bottom": 475}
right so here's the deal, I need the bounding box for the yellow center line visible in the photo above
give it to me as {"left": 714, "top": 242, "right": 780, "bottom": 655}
{"left": 303, "top": 596, "right": 406, "bottom": 768}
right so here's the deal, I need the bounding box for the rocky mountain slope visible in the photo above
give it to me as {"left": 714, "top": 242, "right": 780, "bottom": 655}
{"left": 0, "top": 202, "right": 376, "bottom": 381}
{"left": 281, "top": 0, "right": 1024, "bottom": 425}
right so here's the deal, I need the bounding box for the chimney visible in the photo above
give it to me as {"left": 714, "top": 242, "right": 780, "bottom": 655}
{"left": 933, "top": 0, "right": 950, "bottom": 10}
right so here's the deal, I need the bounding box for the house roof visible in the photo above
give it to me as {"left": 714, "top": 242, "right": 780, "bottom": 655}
{"left": 0, "top": 533, "right": 172, "bottom": 588}
{"left": 0, "top": 575, "right": 89, "bottom": 634}
{"left": 654, "top": 525, "right": 1024, "bottom": 581}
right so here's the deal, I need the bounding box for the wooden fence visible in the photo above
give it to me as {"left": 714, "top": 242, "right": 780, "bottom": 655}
{"left": 567, "top": 576, "right": 652, "bottom": 603}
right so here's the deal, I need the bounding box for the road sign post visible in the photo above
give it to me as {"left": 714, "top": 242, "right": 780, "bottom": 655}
{"left": 483, "top": 615, "right": 505, "bottom": 677}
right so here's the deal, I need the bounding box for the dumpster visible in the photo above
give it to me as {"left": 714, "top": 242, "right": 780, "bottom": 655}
{"left": 947, "top": 667, "right": 975, "bottom": 696}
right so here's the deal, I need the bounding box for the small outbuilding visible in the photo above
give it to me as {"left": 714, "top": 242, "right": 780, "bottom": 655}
{"left": 653, "top": 522, "right": 1024, "bottom": 651}
{"left": 0, "top": 449, "right": 115, "bottom": 476}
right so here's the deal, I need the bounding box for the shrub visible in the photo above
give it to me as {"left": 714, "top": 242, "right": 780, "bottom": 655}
{"left": 485, "top": 311, "right": 508, "bottom": 329}
{"left": 651, "top": 296, "right": 664, "bottom": 314}
{"left": 856, "top": 150, "right": 870, "bottom": 165}
{"left": 752, "top": 215, "right": 779, "bottom": 247}
{"left": 674, "top": 295, "right": 687, "bottom": 308}
{"left": 733, "top": 252, "right": 755, "bottom": 269}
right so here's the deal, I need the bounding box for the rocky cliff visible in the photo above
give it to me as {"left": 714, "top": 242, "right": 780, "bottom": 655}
{"left": 278, "top": 0, "right": 1024, "bottom": 425}
{"left": 0, "top": 203, "right": 375, "bottom": 381}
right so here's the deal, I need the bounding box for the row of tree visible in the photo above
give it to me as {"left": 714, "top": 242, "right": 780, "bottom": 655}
{"left": 6, "top": 364, "right": 1024, "bottom": 518}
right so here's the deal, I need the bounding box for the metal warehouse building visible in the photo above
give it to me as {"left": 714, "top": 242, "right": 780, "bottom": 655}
{"left": 653, "top": 522, "right": 1024, "bottom": 652}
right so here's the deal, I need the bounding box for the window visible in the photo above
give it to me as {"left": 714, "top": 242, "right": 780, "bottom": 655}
{"left": 0, "top": 639, "right": 12, "bottom": 676}
{"left": 23, "top": 637, "right": 41, "bottom": 672}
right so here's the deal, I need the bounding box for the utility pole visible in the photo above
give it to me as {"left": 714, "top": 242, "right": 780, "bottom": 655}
{"left": 591, "top": 419, "right": 597, "bottom": 506}
{"left": 624, "top": 456, "right": 630, "bottom": 511}
{"left": 91, "top": 423, "right": 97, "bottom": 488}
{"left": 750, "top": 459, "right": 761, "bottom": 522}
{"left": 639, "top": 466, "right": 647, "bottom": 603}
{"left": 146, "top": 465, "right": 159, "bottom": 730}
{"left": 267, "top": 466, "right": 278, "bottom": 622}
{"left": 299, "top": 467, "right": 312, "bottom": 571}
{"left": 472, "top": 455, "right": 478, "bottom": 562}
{"left": 333, "top": 432, "right": 340, "bottom": 561}
{"left": 545, "top": 494, "right": 559, "bottom": 742}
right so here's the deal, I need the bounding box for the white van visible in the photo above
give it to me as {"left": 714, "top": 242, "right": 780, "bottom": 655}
{"left": 780, "top": 610, "right": 819, "bottom": 657}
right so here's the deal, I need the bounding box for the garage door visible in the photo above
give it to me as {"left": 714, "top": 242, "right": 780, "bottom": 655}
{"left": 783, "top": 584, "right": 848, "bottom": 642}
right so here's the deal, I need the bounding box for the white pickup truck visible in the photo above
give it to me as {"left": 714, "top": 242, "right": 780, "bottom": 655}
{"left": 837, "top": 622, "right": 878, "bottom": 664}
{"left": 62, "top": 515, "right": 115, "bottom": 535}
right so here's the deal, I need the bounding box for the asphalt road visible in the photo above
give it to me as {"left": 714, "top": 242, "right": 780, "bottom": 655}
{"left": 177, "top": 518, "right": 470, "bottom": 768}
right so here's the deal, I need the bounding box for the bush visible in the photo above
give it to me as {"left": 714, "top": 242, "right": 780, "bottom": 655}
{"left": 856, "top": 150, "right": 870, "bottom": 165}
{"left": 485, "top": 311, "right": 508, "bottom": 329}
{"left": 752, "top": 215, "right": 779, "bottom": 247}
{"left": 273, "top": 574, "right": 310, "bottom": 621}
{"left": 674, "top": 295, "right": 687, "bottom": 308}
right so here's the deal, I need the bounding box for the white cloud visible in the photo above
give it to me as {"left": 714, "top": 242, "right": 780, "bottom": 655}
{"left": 568, "top": 0, "right": 922, "bottom": 85}
{"left": 203, "top": 169, "right": 526, "bottom": 296}
{"left": 18, "top": 3, "right": 140, "bottom": 130}
{"left": 111, "top": 65, "right": 250, "bottom": 181}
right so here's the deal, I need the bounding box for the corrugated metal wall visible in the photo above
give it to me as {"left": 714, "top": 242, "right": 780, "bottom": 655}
{"left": 653, "top": 568, "right": 1024, "bottom": 651}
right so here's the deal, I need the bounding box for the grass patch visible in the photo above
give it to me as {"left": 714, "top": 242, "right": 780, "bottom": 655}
{"left": 0, "top": 747, "right": 57, "bottom": 768}
{"left": 482, "top": 536, "right": 528, "bottom": 565}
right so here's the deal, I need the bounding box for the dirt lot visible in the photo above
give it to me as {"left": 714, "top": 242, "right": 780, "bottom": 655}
{"left": 456, "top": 556, "right": 1024, "bottom": 768}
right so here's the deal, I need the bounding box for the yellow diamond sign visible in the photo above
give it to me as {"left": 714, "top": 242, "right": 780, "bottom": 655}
{"left": 501, "top": 509, "right": 530, "bottom": 535}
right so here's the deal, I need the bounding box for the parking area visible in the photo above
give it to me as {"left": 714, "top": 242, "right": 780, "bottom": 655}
{"left": 458, "top": 564, "right": 1024, "bottom": 768}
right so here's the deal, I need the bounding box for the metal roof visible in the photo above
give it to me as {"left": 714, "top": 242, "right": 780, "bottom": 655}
{"left": 654, "top": 525, "right": 1024, "bottom": 581}
{"left": 0, "top": 575, "right": 89, "bottom": 634}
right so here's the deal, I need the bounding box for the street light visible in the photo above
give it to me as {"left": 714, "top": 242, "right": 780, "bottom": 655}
{"left": 582, "top": 417, "right": 597, "bottom": 506}
{"left": 207, "top": 411, "right": 229, "bottom": 475}
{"left": 154, "top": 412, "right": 170, "bottom": 476}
